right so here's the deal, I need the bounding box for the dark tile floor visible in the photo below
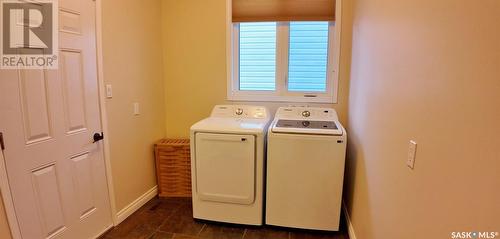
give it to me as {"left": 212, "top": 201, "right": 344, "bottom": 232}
{"left": 101, "top": 197, "right": 349, "bottom": 239}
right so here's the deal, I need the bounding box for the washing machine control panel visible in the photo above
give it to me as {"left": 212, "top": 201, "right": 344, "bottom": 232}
{"left": 276, "top": 120, "right": 338, "bottom": 130}
{"left": 211, "top": 105, "right": 269, "bottom": 119}
{"left": 276, "top": 107, "right": 338, "bottom": 121}
{"left": 273, "top": 107, "right": 342, "bottom": 135}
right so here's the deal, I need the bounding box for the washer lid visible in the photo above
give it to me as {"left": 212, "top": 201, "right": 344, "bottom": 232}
{"left": 272, "top": 119, "right": 343, "bottom": 135}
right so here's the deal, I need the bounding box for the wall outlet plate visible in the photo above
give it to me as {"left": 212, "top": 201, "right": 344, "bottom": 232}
{"left": 133, "top": 102, "right": 140, "bottom": 115}
{"left": 407, "top": 140, "right": 417, "bottom": 169}
{"left": 106, "top": 84, "right": 113, "bottom": 98}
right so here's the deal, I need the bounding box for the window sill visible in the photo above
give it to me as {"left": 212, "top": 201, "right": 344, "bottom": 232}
{"left": 227, "top": 93, "right": 337, "bottom": 104}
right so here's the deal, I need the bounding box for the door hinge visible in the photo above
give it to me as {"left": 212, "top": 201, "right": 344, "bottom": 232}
{"left": 0, "top": 132, "right": 5, "bottom": 150}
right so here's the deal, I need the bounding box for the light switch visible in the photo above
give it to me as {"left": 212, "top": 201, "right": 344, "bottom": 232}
{"left": 106, "top": 84, "right": 113, "bottom": 98}
{"left": 407, "top": 140, "right": 417, "bottom": 169}
{"left": 133, "top": 102, "right": 140, "bottom": 115}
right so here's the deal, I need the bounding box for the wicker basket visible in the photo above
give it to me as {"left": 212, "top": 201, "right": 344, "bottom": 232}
{"left": 154, "top": 139, "right": 192, "bottom": 197}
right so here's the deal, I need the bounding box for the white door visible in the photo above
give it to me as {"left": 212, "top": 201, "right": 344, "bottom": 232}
{"left": 0, "top": 0, "right": 113, "bottom": 238}
{"left": 195, "top": 133, "right": 256, "bottom": 205}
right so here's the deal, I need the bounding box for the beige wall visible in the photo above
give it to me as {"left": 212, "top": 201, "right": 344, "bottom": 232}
{"left": 161, "top": 0, "right": 353, "bottom": 138}
{"left": 101, "top": 0, "right": 165, "bottom": 211}
{"left": 345, "top": 0, "right": 500, "bottom": 238}
{"left": 0, "top": 191, "right": 12, "bottom": 239}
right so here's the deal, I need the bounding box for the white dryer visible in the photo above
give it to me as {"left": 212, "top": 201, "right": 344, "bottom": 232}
{"left": 190, "top": 105, "right": 270, "bottom": 225}
{"left": 266, "top": 107, "right": 347, "bottom": 231}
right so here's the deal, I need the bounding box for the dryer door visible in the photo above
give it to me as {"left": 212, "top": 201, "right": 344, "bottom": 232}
{"left": 195, "top": 133, "right": 256, "bottom": 205}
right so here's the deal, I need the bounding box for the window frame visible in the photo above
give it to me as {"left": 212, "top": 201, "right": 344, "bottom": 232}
{"left": 226, "top": 0, "right": 342, "bottom": 103}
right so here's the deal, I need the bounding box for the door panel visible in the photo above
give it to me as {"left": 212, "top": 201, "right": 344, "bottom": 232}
{"left": 195, "top": 133, "right": 256, "bottom": 205}
{"left": 59, "top": 9, "right": 82, "bottom": 35}
{"left": 19, "top": 70, "right": 52, "bottom": 144}
{"left": 70, "top": 153, "right": 96, "bottom": 219}
{"left": 0, "top": 0, "right": 112, "bottom": 238}
{"left": 60, "top": 49, "right": 87, "bottom": 134}
{"left": 31, "top": 164, "right": 66, "bottom": 238}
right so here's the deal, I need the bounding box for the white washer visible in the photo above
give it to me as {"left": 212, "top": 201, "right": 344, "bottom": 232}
{"left": 266, "top": 107, "right": 347, "bottom": 231}
{"left": 190, "top": 105, "right": 270, "bottom": 225}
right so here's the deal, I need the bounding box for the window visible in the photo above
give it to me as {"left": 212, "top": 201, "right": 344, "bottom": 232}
{"left": 288, "top": 22, "right": 329, "bottom": 92}
{"left": 239, "top": 22, "right": 277, "bottom": 91}
{"left": 228, "top": 21, "right": 340, "bottom": 103}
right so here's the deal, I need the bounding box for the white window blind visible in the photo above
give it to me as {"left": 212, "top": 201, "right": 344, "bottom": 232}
{"left": 239, "top": 22, "right": 277, "bottom": 91}
{"left": 288, "top": 21, "right": 329, "bottom": 92}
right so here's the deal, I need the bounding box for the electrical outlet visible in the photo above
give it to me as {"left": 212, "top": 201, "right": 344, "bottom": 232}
{"left": 407, "top": 140, "right": 417, "bottom": 169}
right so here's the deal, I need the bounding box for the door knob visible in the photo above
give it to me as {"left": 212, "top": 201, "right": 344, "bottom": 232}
{"left": 236, "top": 108, "right": 244, "bottom": 115}
{"left": 302, "top": 110, "right": 311, "bottom": 117}
{"left": 93, "top": 132, "right": 104, "bottom": 143}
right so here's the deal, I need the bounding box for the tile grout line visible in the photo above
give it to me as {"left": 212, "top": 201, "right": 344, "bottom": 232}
{"left": 241, "top": 228, "right": 247, "bottom": 239}
{"left": 142, "top": 199, "right": 170, "bottom": 239}
{"left": 197, "top": 223, "right": 207, "bottom": 237}
{"left": 145, "top": 230, "right": 157, "bottom": 239}
{"left": 155, "top": 203, "right": 183, "bottom": 233}
{"left": 104, "top": 199, "right": 159, "bottom": 239}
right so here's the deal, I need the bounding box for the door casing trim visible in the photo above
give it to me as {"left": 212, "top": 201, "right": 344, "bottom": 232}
{"left": 0, "top": 150, "right": 22, "bottom": 238}
{"left": 95, "top": 0, "right": 119, "bottom": 226}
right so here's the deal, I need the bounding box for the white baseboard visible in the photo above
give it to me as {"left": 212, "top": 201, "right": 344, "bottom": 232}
{"left": 115, "top": 185, "right": 158, "bottom": 225}
{"left": 342, "top": 201, "right": 357, "bottom": 239}
{"left": 93, "top": 224, "right": 113, "bottom": 239}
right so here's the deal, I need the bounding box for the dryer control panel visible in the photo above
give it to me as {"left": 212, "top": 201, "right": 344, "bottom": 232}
{"left": 211, "top": 105, "right": 269, "bottom": 119}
